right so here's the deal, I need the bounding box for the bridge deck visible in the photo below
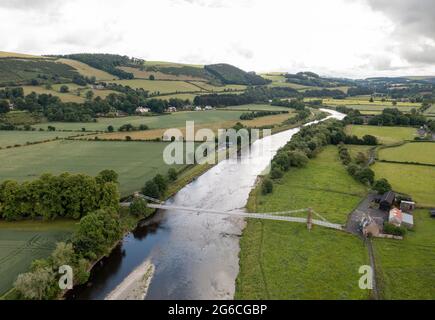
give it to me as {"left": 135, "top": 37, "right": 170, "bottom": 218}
{"left": 147, "top": 203, "right": 343, "bottom": 230}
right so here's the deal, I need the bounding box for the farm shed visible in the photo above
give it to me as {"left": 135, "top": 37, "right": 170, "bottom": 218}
{"left": 380, "top": 191, "right": 395, "bottom": 211}
{"left": 402, "top": 213, "right": 414, "bottom": 229}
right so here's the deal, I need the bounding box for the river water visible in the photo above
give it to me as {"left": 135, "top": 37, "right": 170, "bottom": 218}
{"left": 68, "top": 109, "right": 345, "bottom": 300}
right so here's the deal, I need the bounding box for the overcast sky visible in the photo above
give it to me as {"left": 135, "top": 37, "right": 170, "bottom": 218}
{"left": 0, "top": 0, "right": 434, "bottom": 78}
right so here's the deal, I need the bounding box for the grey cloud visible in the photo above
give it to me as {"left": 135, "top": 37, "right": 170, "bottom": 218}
{"left": 176, "top": 0, "right": 253, "bottom": 8}
{"left": 365, "top": 0, "right": 435, "bottom": 66}
{"left": 0, "top": 0, "right": 57, "bottom": 10}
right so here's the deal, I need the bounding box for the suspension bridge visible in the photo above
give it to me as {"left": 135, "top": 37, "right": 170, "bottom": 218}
{"left": 135, "top": 194, "right": 343, "bottom": 231}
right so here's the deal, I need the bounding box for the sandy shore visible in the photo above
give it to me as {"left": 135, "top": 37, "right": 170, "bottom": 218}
{"left": 105, "top": 260, "right": 155, "bottom": 300}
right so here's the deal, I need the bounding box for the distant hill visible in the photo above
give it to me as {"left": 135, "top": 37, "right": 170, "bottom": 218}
{"left": 0, "top": 57, "right": 79, "bottom": 86}
{"left": 204, "top": 63, "right": 270, "bottom": 86}
{"left": 0, "top": 51, "right": 44, "bottom": 59}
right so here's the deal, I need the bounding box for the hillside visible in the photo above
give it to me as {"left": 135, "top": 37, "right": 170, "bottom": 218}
{"left": 0, "top": 57, "right": 79, "bottom": 86}
{"left": 204, "top": 63, "right": 270, "bottom": 85}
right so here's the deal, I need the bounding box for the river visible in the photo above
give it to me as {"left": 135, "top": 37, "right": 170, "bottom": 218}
{"left": 68, "top": 109, "right": 345, "bottom": 300}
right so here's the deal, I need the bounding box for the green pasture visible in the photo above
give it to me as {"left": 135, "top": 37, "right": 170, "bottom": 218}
{"left": 345, "top": 125, "right": 417, "bottom": 144}
{"left": 236, "top": 146, "right": 369, "bottom": 299}
{"left": 378, "top": 142, "right": 435, "bottom": 165}
{"left": 0, "top": 131, "right": 78, "bottom": 148}
{"left": 372, "top": 162, "right": 435, "bottom": 207}
{"left": 31, "top": 110, "right": 245, "bottom": 132}
{"left": 0, "top": 140, "right": 187, "bottom": 196}
{"left": 374, "top": 210, "right": 435, "bottom": 299}
{"left": 0, "top": 219, "right": 77, "bottom": 295}
{"left": 108, "top": 79, "right": 200, "bottom": 94}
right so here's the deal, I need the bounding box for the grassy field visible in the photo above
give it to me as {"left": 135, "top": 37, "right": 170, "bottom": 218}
{"left": 0, "top": 111, "right": 41, "bottom": 126}
{"left": 108, "top": 79, "right": 201, "bottom": 94}
{"left": 0, "top": 140, "right": 186, "bottom": 196}
{"left": 56, "top": 58, "right": 116, "bottom": 80}
{"left": 378, "top": 142, "right": 435, "bottom": 165}
{"left": 372, "top": 162, "right": 435, "bottom": 207}
{"left": 236, "top": 222, "right": 369, "bottom": 299}
{"left": 319, "top": 98, "right": 420, "bottom": 113}
{"left": 83, "top": 112, "right": 295, "bottom": 141}
{"left": 0, "top": 219, "right": 77, "bottom": 295}
{"left": 117, "top": 66, "right": 203, "bottom": 81}
{"left": 22, "top": 85, "right": 85, "bottom": 103}
{"left": 253, "top": 146, "right": 367, "bottom": 224}
{"left": 0, "top": 131, "right": 78, "bottom": 148}
{"left": 236, "top": 146, "right": 369, "bottom": 299}
{"left": 224, "top": 104, "right": 291, "bottom": 111}
{"left": 0, "top": 51, "right": 43, "bottom": 59}
{"left": 32, "top": 111, "right": 245, "bottom": 132}
{"left": 143, "top": 60, "right": 203, "bottom": 68}
{"left": 346, "top": 125, "right": 417, "bottom": 144}
{"left": 189, "top": 81, "right": 246, "bottom": 92}
{"left": 373, "top": 210, "right": 435, "bottom": 299}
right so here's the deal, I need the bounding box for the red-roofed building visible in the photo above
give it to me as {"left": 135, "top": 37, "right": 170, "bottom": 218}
{"left": 389, "top": 208, "right": 403, "bottom": 227}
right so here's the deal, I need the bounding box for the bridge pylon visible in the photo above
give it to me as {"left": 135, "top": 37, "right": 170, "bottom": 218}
{"left": 307, "top": 208, "right": 313, "bottom": 231}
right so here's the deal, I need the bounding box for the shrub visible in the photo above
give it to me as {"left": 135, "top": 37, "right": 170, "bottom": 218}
{"left": 129, "top": 197, "right": 148, "bottom": 217}
{"left": 168, "top": 168, "right": 178, "bottom": 181}
{"left": 383, "top": 222, "right": 407, "bottom": 236}
{"left": 142, "top": 180, "right": 160, "bottom": 199}
{"left": 261, "top": 178, "right": 273, "bottom": 195}
{"left": 373, "top": 179, "right": 392, "bottom": 194}
{"left": 288, "top": 150, "right": 309, "bottom": 168}
{"left": 270, "top": 166, "right": 284, "bottom": 180}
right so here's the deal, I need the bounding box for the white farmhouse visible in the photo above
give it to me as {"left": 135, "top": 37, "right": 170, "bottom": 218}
{"left": 135, "top": 106, "right": 150, "bottom": 114}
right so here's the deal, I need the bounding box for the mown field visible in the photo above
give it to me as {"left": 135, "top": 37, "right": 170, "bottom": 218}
{"left": 56, "top": 58, "right": 116, "bottom": 81}
{"left": 83, "top": 112, "right": 295, "bottom": 141}
{"left": 372, "top": 162, "right": 435, "bottom": 207}
{"left": 0, "top": 140, "right": 186, "bottom": 196}
{"left": 319, "top": 98, "right": 421, "bottom": 113}
{"left": 0, "top": 51, "right": 43, "bottom": 59}
{"left": 0, "top": 131, "right": 78, "bottom": 148}
{"left": 374, "top": 210, "right": 435, "bottom": 299}
{"left": 32, "top": 110, "right": 245, "bottom": 132}
{"left": 108, "top": 79, "right": 201, "bottom": 94}
{"left": 236, "top": 146, "right": 369, "bottom": 299}
{"left": 0, "top": 220, "right": 77, "bottom": 296}
{"left": 346, "top": 125, "right": 417, "bottom": 144}
{"left": 378, "top": 142, "right": 435, "bottom": 165}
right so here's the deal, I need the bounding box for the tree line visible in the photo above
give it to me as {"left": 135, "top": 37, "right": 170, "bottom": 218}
{"left": 0, "top": 86, "right": 192, "bottom": 123}
{"left": 193, "top": 86, "right": 299, "bottom": 107}
{"left": 239, "top": 110, "right": 288, "bottom": 120}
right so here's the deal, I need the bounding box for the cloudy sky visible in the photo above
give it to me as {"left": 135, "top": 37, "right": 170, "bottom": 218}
{"left": 0, "top": 0, "right": 434, "bottom": 78}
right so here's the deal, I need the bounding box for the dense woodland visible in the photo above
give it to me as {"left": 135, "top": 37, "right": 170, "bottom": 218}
{"left": 204, "top": 63, "right": 270, "bottom": 86}
{"left": 0, "top": 170, "right": 119, "bottom": 221}
{"left": 56, "top": 54, "right": 143, "bottom": 79}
